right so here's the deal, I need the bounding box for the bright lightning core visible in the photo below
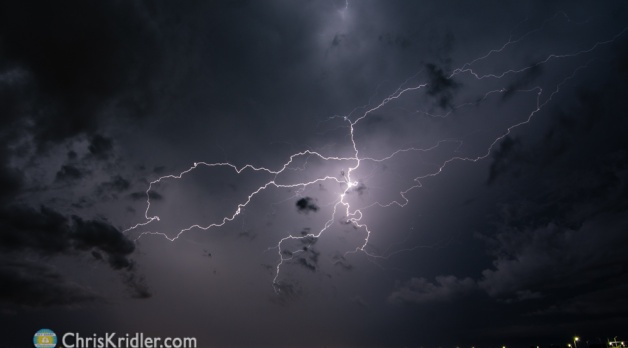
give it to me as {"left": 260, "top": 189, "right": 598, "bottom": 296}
{"left": 125, "top": 13, "right": 627, "bottom": 293}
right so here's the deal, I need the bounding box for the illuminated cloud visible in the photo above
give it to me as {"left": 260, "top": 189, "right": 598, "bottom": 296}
{"left": 1, "top": 1, "right": 627, "bottom": 346}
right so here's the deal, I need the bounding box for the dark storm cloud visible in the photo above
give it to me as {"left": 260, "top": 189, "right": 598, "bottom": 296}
{"left": 237, "top": 230, "right": 257, "bottom": 241}
{"left": 332, "top": 255, "right": 353, "bottom": 271}
{"left": 0, "top": 205, "right": 146, "bottom": 306}
{"left": 55, "top": 164, "right": 84, "bottom": 182}
{"left": 0, "top": 0, "right": 168, "bottom": 307}
{"left": 71, "top": 216, "right": 135, "bottom": 270}
{"left": 0, "top": 206, "right": 72, "bottom": 254}
{"left": 95, "top": 174, "right": 133, "bottom": 202}
{"left": 0, "top": 258, "right": 100, "bottom": 307}
{"left": 530, "top": 274, "right": 628, "bottom": 316}
{"left": 425, "top": 62, "right": 459, "bottom": 109}
{"left": 129, "top": 190, "right": 163, "bottom": 201}
{"left": 0, "top": 0, "right": 161, "bottom": 147}
{"left": 479, "top": 214, "right": 628, "bottom": 304}
{"left": 296, "top": 247, "right": 320, "bottom": 272}
{"left": 352, "top": 181, "right": 367, "bottom": 195}
{"left": 87, "top": 134, "right": 114, "bottom": 160}
{"left": 378, "top": 32, "right": 412, "bottom": 49}
{"left": 485, "top": 60, "right": 628, "bottom": 228}
{"left": 0, "top": 150, "right": 23, "bottom": 204}
{"left": 388, "top": 275, "right": 477, "bottom": 304}
{"left": 298, "top": 234, "right": 317, "bottom": 245}
{"left": 152, "top": 165, "right": 166, "bottom": 175}
{"left": 472, "top": 36, "right": 628, "bottom": 321}
{"left": 384, "top": 27, "right": 628, "bottom": 344}
{"left": 271, "top": 281, "right": 301, "bottom": 305}
{"left": 502, "top": 63, "right": 543, "bottom": 100}
{"left": 478, "top": 148, "right": 628, "bottom": 307}
{"left": 0, "top": 205, "right": 135, "bottom": 270}
{"left": 487, "top": 136, "right": 524, "bottom": 185}
{"left": 122, "top": 272, "right": 151, "bottom": 299}
{"left": 0, "top": 0, "right": 626, "bottom": 346}
{"left": 97, "top": 175, "right": 131, "bottom": 194}
{"left": 295, "top": 197, "right": 319, "bottom": 213}
{"left": 297, "top": 257, "right": 317, "bottom": 272}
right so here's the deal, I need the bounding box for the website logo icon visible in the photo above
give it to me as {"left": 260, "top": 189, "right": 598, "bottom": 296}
{"left": 33, "top": 329, "right": 57, "bottom": 348}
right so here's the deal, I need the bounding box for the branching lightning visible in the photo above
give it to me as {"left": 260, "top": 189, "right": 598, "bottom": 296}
{"left": 124, "top": 12, "right": 627, "bottom": 293}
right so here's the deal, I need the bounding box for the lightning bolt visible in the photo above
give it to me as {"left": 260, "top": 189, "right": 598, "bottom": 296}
{"left": 125, "top": 12, "right": 627, "bottom": 294}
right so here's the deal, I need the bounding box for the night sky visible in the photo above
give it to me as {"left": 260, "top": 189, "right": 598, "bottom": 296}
{"left": 1, "top": 1, "right": 628, "bottom": 347}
